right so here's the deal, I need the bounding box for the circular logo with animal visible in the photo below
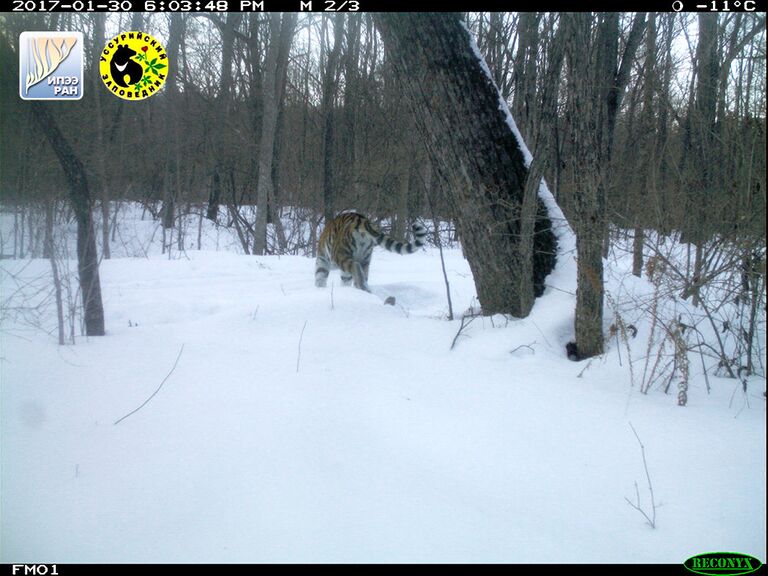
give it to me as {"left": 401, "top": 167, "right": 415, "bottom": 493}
{"left": 99, "top": 31, "right": 168, "bottom": 101}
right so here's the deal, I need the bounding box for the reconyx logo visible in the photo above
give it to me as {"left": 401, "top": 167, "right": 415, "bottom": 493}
{"left": 100, "top": 31, "right": 167, "bottom": 101}
{"left": 19, "top": 31, "right": 83, "bottom": 100}
{"left": 685, "top": 552, "right": 763, "bottom": 576}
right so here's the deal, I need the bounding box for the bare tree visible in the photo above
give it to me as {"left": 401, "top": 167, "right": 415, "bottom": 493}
{"left": 320, "top": 15, "right": 345, "bottom": 225}
{"left": 562, "top": 13, "right": 645, "bottom": 359}
{"left": 206, "top": 13, "right": 242, "bottom": 222}
{"left": 92, "top": 13, "right": 111, "bottom": 259}
{"left": 517, "top": 15, "right": 565, "bottom": 314}
{"left": 253, "top": 13, "right": 297, "bottom": 255}
{"left": 632, "top": 13, "right": 657, "bottom": 278}
{"left": 160, "top": 13, "right": 185, "bottom": 238}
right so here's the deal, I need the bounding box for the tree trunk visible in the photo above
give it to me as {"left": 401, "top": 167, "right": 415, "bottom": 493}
{"left": 512, "top": 12, "right": 540, "bottom": 143}
{"left": 45, "top": 201, "right": 66, "bottom": 345}
{"left": 161, "top": 14, "right": 185, "bottom": 233}
{"left": 321, "top": 15, "right": 345, "bottom": 225}
{"left": 375, "top": 13, "right": 556, "bottom": 317}
{"left": 632, "top": 228, "right": 645, "bottom": 277}
{"left": 207, "top": 13, "right": 242, "bottom": 222}
{"left": 268, "top": 13, "right": 297, "bottom": 254}
{"left": 632, "top": 13, "right": 657, "bottom": 278}
{"left": 689, "top": 14, "right": 719, "bottom": 306}
{"left": 253, "top": 13, "right": 296, "bottom": 255}
{"left": 341, "top": 14, "right": 362, "bottom": 198}
{"left": 31, "top": 102, "right": 105, "bottom": 336}
{"left": 563, "top": 13, "right": 644, "bottom": 359}
{"left": 518, "top": 17, "right": 565, "bottom": 315}
{"left": 92, "top": 13, "right": 111, "bottom": 260}
{"left": 655, "top": 14, "right": 676, "bottom": 233}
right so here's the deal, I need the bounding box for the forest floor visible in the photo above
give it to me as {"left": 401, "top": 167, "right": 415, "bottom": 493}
{"left": 0, "top": 207, "right": 765, "bottom": 563}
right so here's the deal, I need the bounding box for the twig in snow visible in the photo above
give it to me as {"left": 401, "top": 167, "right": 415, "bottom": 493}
{"left": 529, "top": 320, "right": 552, "bottom": 349}
{"left": 450, "top": 311, "right": 479, "bottom": 350}
{"left": 624, "top": 421, "right": 658, "bottom": 528}
{"left": 576, "top": 356, "right": 597, "bottom": 378}
{"left": 510, "top": 342, "right": 536, "bottom": 355}
{"left": 729, "top": 379, "right": 751, "bottom": 412}
{"left": 114, "top": 344, "right": 185, "bottom": 426}
{"left": 694, "top": 330, "right": 711, "bottom": 394}
{"left": 296, "top": 320, "right": 308, "bottom": 373}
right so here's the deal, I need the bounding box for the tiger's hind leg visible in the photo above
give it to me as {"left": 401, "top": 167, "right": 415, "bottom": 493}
{"left": 338, "top": 256, "right": 370, "bottom": 292}
{"left": 361, "top": 257, "right": 371, "bottom": 285}
{"left": 353, "top": 262, "right": 370, "bottom": 292}
{"left": 315, "top": 253, "right": 331, "bottom": 287}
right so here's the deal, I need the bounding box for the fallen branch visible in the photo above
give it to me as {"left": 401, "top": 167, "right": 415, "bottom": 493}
{"left": 510, "top": 342, "right": 536, "bottom": 355}
{"left": 114, "top": 344, "right": 185, "bottom": 426}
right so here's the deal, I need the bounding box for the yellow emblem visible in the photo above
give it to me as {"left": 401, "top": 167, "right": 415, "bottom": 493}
{"left": 100, "top": 31, "right": 168, "bottom": 101}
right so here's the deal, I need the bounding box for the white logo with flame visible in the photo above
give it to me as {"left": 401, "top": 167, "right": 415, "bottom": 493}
{"left": 19, "top": 31, "right": 83, "bottom": 101}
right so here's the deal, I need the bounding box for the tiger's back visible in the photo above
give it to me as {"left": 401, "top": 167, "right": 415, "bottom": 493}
{"left": 315, "top": 212, "right": 427, "bottom": 292}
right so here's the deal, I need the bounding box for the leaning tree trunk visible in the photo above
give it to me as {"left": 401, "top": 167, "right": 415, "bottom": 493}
{"left": 375, "top": 13, "right": 556, "bottom": 317}
{"left": 32, "top": 102, "right": 105, "bottom": 337}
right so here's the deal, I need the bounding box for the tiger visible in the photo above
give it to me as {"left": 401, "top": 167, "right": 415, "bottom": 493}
{"left": 314, "top": 212, "right": 428, "bottom": 292}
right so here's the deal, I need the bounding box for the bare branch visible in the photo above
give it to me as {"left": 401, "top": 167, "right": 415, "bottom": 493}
{"left": 114, "top": 344, "right": 185, "bottom": 426}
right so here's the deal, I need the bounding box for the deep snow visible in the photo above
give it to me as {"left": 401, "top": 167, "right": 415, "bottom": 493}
{"left": 0, "top": 208, "right": 765, "bottom": 563}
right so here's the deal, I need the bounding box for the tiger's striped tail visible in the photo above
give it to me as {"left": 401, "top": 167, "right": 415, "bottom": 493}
{"left": 366, "top": 221, "right": 428, "bottom": 255}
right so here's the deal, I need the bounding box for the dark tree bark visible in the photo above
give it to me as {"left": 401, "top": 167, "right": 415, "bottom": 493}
{"left": 32, "top": 102, "right": 105, "bottom": 336}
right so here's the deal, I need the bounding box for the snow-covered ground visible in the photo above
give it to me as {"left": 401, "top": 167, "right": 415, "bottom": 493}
{"left": 1, "top": 207, "right": 765, "bottom": 563}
